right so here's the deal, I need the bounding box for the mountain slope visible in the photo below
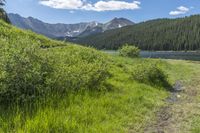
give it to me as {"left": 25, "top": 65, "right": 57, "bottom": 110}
{"left": 76, "top": 15, "right": 200, "bottom": 51}
{"left": 0, "top": 19, "right": 66, "bottom": 48}
{"left": 8, "top": 13, "right": 100, "bottom": 38}
{"left": 103, "top": 17, "right": 134, "bottom": 31}
{"left": 8, "top": 13, "right": 134, "bottom": 39}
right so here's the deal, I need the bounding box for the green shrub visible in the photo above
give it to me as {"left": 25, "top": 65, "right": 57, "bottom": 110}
{"left": 0, "top": 38, "right": 53, "bottom": 103}
{"left": 131, "top": 61, "right": 169, "bottom": 87}
{"left": 0, "top": 21, "right": 110, "bottom": 104}
{"left": 45, "top": 46, "right": 110, "bottom": 93}
{"left": 0, "top": 40, "right": 110, "bottom": 103}
{"left": 118, "top": 44, "right": 140, "bottom": 58}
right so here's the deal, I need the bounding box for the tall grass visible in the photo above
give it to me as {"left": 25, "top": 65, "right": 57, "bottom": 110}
{"left": 0, "top": 57, "right": 169, "bottom": 132}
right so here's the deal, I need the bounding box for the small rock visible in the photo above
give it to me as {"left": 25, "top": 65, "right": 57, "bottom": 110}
{"left": 177, "top": 95, "right": 181, "bottom": 98}
{"left": 173, "top": 81, "right": 184, "bottom": 92}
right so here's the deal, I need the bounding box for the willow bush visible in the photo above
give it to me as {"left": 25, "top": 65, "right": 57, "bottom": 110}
{"left": 131, "top": 61, "right": 170, "bottom": 87}
{"left": 119, "top": 45, "right": 140, "bottom": 58}
{"left": 0, "top": 21, "right": 110, "bottom": 104}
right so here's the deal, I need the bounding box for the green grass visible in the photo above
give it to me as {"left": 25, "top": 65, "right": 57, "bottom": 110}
{"left": 164, "top": 60, "right": 198, "bottom": 83}
{"left": 192, "top": 116, "right": 200, "bottom": 133}
{"left": 165, "top": 60, "right": 200, "bottom": 133}
{"left": 0, "top": 57, "right": 169, "bottom": 133}
{"left": 191, "top": 83, "right": 200, "bottom": 133}
{"left": 0, "top": 20, "right": 199, "bottom": 132}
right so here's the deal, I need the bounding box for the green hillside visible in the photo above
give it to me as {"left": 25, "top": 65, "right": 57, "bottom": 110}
{"left": 0, "top": 20, "right": 199, "bottom": 132}
{"left": 76, "top": 15, "right": 200, "bottom": 51}
{"left": 0, "top": 20, "right": 67, "bottom": 48}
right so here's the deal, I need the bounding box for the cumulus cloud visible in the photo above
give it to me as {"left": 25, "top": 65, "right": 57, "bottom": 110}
{"left": 169, "top": 6, "right": 189, "bottom": 16}
{"left": 39, "top": 0, "right": 141, "bottom": 11}
{"left": 39, "top": 0, "right": 84, "bottom": 9}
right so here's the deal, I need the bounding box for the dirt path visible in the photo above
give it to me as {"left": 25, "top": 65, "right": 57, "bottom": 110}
{"left": 143, "top": 74, "right": 200, "bottom": 133}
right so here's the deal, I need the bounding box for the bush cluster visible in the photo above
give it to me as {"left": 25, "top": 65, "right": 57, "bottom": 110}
{"left": 131, "top": 61, "right": 169, "bottom": 87}
{"left": 0, "top": 22, "right": 110, "bottom": 104}
{"left": 119, "top": 45, "right": 140, "bottom": 58}
{"left": 45, "top": 46, "right": 110, "bottom": 94}
{"left": 0, "top": 39, "right": 53, "bottom": 103}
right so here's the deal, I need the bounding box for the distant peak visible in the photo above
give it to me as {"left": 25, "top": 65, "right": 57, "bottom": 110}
{"left": 27, "top": 16, "right": 34, "bottom": 19}
{"left": 111, "top": 17, "right": 130, "bottom": 21}
{"left": 8, "top": 13, "right": 21, "bottom": 17}
{"left": 107, "top": 17, "right": 134, "bottom": 25}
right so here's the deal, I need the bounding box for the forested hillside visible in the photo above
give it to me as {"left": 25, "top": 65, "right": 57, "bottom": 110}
{"left": 76, "top": 15, "right": 200, "bottom": 51}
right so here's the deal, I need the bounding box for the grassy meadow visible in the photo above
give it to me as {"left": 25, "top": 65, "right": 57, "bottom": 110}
{"left": 0, "top": 20, "right": 200, "bottom": 132}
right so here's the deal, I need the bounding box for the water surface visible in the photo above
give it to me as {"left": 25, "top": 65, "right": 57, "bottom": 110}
{"left": 104, "top": 50, "right": 200, "bottom": 61}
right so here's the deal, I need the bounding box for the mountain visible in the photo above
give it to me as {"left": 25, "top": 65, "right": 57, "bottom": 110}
{"left": 78, "top": 26, "right": 104, "bottom": 38}
{"left": 8, "top": 13, "right": 101, "bottom": 38}
{"left": 76, "top": 15, "right": 200, "bottom": 51}
{"left": 76, "top": 18, "right": 134, "bottom": 38}
{"left": 8, "top": 13, "right": 134, "bottom": 39}
{"left": 102, "top": 17, "right": 134, "bottom": 31}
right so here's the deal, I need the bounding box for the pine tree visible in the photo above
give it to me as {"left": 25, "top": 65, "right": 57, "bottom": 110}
{"left": 0, "top": 0, "right": 10, "bottom": 23}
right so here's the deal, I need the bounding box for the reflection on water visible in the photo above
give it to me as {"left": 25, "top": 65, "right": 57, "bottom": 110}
{"left": 141, "top": 51, "right": 200, "bottom": 61}
{"left": 104, "top": 50, "right": 200, "bottom": 61}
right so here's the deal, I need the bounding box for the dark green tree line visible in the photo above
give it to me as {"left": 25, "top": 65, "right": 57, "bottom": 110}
{"left": 76, "top": 15, "right": 200, "bottom": 51}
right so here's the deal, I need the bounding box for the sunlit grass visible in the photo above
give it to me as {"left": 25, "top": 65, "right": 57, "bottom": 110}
{"left": 0, "top": 57, "right": 169, "bottom": 133}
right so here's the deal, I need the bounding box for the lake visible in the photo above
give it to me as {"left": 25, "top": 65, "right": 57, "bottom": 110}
{"left": 104, "top": 51, "right": 200, "bottom": 61}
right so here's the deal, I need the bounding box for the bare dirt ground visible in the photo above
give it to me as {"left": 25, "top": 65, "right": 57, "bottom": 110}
{"left": 143, "top": 74, "right": 200, "bottom": 133}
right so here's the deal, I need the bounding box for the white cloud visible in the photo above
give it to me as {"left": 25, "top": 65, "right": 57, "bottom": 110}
{"left": 39, "top": 0, "right": 141, "bottom": 11}
{"left": 83, "top": 1, "right": 140, "bottom": 11}
{"left": 39, "top": 0, "right": 84, "bottom": 9}
{"left": 169, "top": 6, "right": 189, "bottom": 16}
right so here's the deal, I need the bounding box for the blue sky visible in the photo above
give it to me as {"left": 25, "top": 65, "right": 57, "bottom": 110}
{"left": 4, "top": 0, "right": 200, "bottom": 24}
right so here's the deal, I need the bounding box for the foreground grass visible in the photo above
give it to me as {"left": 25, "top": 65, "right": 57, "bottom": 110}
{"left": 142, "top": 59, "right": 200, "bottom": 133}
{"left": 0, "top": 57, "right": 168, "bottom": 133}
{"left": 191, "top": 62, "right": 200, "bottom": 133}
{"left": 165, "top": 60, "right": 200, "bottom": 133}
{"left": 192, "top": 116, "right": 200, "bottom": 133}
{"left": 1, "top": 57, "right": 199, "bottom": 133}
